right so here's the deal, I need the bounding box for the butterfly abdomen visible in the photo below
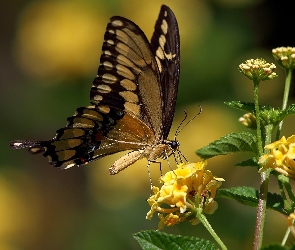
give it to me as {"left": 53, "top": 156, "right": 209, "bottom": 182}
{"left": 109, "top": 142, "right": 172, "bottom": 175}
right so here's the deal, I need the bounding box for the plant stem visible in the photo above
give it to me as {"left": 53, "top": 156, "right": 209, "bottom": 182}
{"left": 277, "top": 175, "right": 288, "bottom": 208}
{"left": 253, "top": 80, "right": 263, "bottom": 156}
{"left": 283, "top": 178, "right": 295, "bottom": 208}
{"left": 253, "top": 79, "right": 269, "bottom": 250}
{"left": 254, "top": 169, "right": 271, "bottom": 250}
{"left": 281, "top": 227, "right": 291, "bottom": 246}
{"left": 276, "top": 68, "right": 292, "bottom": 140}
{"left": 276, "top": 67, "right": 293, "bottom": 245}
{"left": 196, "top": 210, "right": 227, "bottom": 250}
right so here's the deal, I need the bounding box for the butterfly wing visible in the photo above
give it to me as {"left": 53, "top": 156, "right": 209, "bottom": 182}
{"left": 90, "top": 16, "right": 164, "bottom": 138}
{"left": 11, "top": 105, "right": 154, "bottom": 169}
{"left": 150, "top": 5, "right": 180, "bottom": 140}
{"left": 11, "top": 12, "right": 169, "bottom": 169}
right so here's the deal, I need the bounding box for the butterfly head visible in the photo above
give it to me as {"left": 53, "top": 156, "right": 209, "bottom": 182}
{"left": 170, "top": 139, "right": 180, "bottom": 151}
{"left": 164, "top": 139, "right": 180, "bottom": 153}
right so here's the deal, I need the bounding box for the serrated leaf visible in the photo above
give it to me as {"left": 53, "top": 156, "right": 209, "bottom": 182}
{"left": 235, "top": 158, "right": 259, "bottom": 168}
{"left": 224, "top": 101, "right": 255, "bottom": 113}
{"left": 196, "top": 131, "right": 257, "bottom": 159}
{"left": 276, "top": 104, "right": 295, "bottom": 121}
{"left": 225, "top": 102, "right": 295, "bottom": 126}
{"left": 217, "top": 186, "right": 259, "bottom": 207}
{"left": 133, "top": 230, "right": 217, "bottom": 250}
{"left": 217, "top": 187, "right": 287, "bottom": 215}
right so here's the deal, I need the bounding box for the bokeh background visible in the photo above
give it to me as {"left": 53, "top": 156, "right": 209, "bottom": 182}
{"left": 1, "top": 0, "right": 295, "bottom": 249}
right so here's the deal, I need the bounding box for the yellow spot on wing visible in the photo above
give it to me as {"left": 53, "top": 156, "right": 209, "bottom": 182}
{"left": 112, "top": 20, "right": 123, "bottom": 26}
{"left": 102, "top": 73, "right": 117, "bottom": 84}
{"left": 161, "top": 19, "right": 168, "bottom": 35}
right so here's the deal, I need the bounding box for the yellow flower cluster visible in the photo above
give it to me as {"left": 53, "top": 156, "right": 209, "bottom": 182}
{"left": 146, "top": 161, "right": 224, "bottom": 229}
{"left": 272, "top": 47, "right": 295, "bottom": 69}
{"left": 239, "top": 58, "right": 277, "bottom": 81}
{"left": 259, "top": 135, "right": 295, "bottom": 179}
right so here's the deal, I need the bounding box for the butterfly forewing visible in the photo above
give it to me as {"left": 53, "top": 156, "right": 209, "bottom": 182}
{"left": 150, "top": 5, "right": 180, "bottom": 139}
{"left": 10, "top": 5, "right": 181, "bottom": 172}
{"left": 91, "top": 16, "right": 164, "bottom": 138}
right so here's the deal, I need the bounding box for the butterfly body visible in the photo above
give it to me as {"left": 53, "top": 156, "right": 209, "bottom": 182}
{"left": 10, "top": 5, "right": 181, "bottom": 174}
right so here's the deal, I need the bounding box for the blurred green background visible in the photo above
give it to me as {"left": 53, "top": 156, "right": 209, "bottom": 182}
{"left": 2, "top": 0, "right": 295, "bottom": 249}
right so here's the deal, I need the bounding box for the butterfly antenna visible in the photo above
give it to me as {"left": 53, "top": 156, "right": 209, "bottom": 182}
{"left": 175, "top": 106, "right": 202, "bottom": 138}
{"left": 174, "top": 110, "right": 188, "bottom": 141}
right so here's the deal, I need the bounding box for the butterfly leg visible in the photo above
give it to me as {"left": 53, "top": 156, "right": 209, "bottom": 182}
{"left": 171, "top": 149, "right": 188, "bottom": 165}
{"left": 146, "top": 160, "right": 154, "bottom": 195}
{"left": 177, "top": 150, "right": 188, "bottom": 163}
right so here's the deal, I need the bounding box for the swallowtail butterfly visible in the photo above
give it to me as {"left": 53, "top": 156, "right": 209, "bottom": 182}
{"left": 10, "top": 5, "right": 181, "bottom": 175}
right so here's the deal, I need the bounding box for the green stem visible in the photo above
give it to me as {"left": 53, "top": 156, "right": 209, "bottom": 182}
{"left": 275, "top": 173, "right": 294, "bottom": 213}
{"left": 276, "top": 175, "right": 288, "bottom": 207}
{"left": 276, "top": 173, "right": 294, "bottom": 245}
{"left": 276, "top": 68, "right": 292, "bottom": 140}
{"left": 264, "top": 125, "right": 273, "bottom": 149}
{"left": 254, "top": 170, "right": 271, "bottom": 250}
{"left": 253, "top": 80, "right": 269, "bottom": 250}
{"left": 281, "top": 227, "right": 291, "bottom": 246}
{"left": 253, "top": 80, "right": 263, "bottom": 156}
{"left": 276, "top": 67, "right": 293, "bottom": 245}
{"left": 196, "top": 210, "right": 227, "bottom": 250}
{"left": 283, "top": 178, "right": 295, "bottom": 208}
{"left": 276, "top": 64, "right": 294, "bottom": 246}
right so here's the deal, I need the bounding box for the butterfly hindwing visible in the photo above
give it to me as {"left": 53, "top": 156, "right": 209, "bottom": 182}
{"left": 33, "top": 106, "right": 155, "bottom": 169}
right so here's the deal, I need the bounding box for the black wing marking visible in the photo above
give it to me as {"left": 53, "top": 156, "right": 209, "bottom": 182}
{"left": 150, "top": 5, "right": 180, "bottom": 139}
{"left": 90, "top": 16, "right": 164, "bottom": 137}
{"left": 11, "top": 106, "right": 154, "bottom": 169}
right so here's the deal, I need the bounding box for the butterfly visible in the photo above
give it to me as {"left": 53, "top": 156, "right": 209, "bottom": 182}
{"left": 10, "top": 5, "right": 181, "bottom": 175}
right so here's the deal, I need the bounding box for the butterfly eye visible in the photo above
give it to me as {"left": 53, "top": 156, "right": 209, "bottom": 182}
{"left": 170, "top": 140, "right": 179, "bottom": 150}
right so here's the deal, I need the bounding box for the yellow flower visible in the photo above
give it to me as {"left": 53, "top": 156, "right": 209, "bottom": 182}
{"left": 259, "top": 135, "right": 295, "bottom": 179}
{"left": 158, "top": 213, "right": 181, "bottom": 229}
{"left": 239, "top": 58, "right": 277, "bottom": 81}
{"left": 146, "top": 161, "right": 224, "bottom": 229}
{"left": 272, "top": 47, "right": 295, "bottom": 69}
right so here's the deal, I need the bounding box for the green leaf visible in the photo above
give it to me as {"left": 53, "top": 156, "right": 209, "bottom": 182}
{"left": 276, "top": 104, "right": 295, "bottom": 121}
{"left": 235, "top": 158, "right": 259, "bottom": 168}
{"left": 133, "top": 230, "right": 217, "bottom": 250}
{"left": 196, "top": 131, "right": 257, "bottom": 159}
{"left": 217, "top": 186, "right": 258, "bottom": 207}
{"left": 217, "top": 187, "right": 287, "bottom": 215}
{"left": 224, "top": 101, "right": 255, "bottom": 113}
{"left": 225, "top": 101, "right": 295, "bottom": 126}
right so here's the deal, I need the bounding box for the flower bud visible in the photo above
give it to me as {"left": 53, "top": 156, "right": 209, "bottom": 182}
{"left": 239, "top": 58, "right": 277, "bottom": 81}
{"left": 272, "top": 47, "right": 295, "bottom": 69}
